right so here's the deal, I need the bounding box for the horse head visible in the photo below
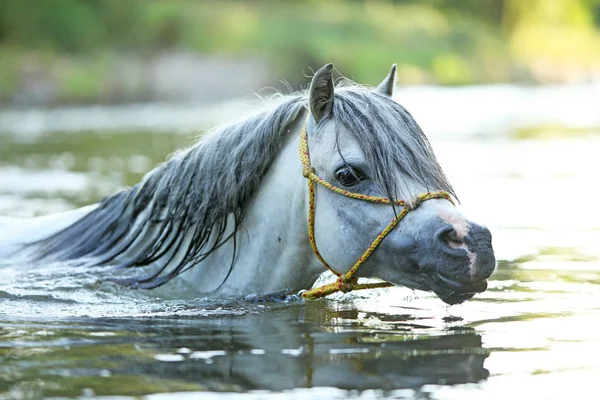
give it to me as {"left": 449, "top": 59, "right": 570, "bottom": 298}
{"left": 302, "top": 64, "right": 495, "bottom": 304}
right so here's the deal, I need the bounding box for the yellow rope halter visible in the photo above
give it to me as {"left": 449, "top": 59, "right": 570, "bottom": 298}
{"left": 298, "top": 115, "right": 453, "bottom": 300}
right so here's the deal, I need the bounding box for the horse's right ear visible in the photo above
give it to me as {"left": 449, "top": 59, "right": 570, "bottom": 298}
{"left": 375, "top": 64, "right": 397, "bottom": 97}
{"left": 309, "top": 63, "right": 334, "bottom": 124}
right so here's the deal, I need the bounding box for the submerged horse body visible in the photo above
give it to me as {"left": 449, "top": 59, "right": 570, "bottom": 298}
{"left": 0, "top": 64, "right": 495, "bottom": 304}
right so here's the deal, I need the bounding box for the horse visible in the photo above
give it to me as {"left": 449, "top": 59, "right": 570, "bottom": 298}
{"left": 0, "top": 64, "right": 496, "bottom": 305}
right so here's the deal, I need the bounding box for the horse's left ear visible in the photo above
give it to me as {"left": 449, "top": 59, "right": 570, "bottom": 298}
{"left": 375, "top": 64, "right": 397, "bottom": 97}
{"left": 309, "top": 63, "right": 335, "bottom": 124}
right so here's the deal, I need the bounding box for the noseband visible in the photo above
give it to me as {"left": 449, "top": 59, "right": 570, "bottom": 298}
{"left": 298, "top": 115, "right": 453, "bottom": 300}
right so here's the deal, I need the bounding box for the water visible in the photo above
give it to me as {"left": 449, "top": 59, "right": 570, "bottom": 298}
{"left": 1, "top": 85, "right": 599, "bottom": 399}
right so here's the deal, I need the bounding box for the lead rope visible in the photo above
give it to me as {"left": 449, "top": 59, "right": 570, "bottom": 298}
{"left": 298, "top": 115, "right": 453, "bottom": 300}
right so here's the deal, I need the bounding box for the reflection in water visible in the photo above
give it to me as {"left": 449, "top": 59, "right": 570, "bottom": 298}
{"left": 0, "top": 302, "right": 489, "bottom": 398}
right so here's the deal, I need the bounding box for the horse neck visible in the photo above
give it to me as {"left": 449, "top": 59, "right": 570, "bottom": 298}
{"left": 181, "top": 113, "right": 325, "bottom": 296}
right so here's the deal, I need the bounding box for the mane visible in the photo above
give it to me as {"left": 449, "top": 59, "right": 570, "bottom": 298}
{"left": 33, "top": 95, "right": 306, "bottom": 288}
{"left": 31, "top": 82, "right": 455, "bottom": 289}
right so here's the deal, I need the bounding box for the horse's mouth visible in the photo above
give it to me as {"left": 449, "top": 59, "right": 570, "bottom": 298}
{"left": 437, "top": 273, "right": 487, "bottom": 293}
{"left": 429, "top": 273, "right": 487, "bottom": 305}
{"left": 387, "top": 269, "right": 488, "bottom": 305}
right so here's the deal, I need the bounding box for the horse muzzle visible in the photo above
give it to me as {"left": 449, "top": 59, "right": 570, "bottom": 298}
{"left": 421, "top": 222, "right": 496, "bottom": 304}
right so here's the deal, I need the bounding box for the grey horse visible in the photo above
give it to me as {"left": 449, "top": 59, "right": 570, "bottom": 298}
{"left": 0, "top": 64, "right": 495, "bottom": 305}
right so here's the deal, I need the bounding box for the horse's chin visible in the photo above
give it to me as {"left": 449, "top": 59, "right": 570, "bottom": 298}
{"left": 431, "top": 287, "right": 479, "bottom": 305}
{"left": 387, "top": 269, "right": 488, "bottom": 306}
{"left": 427, "top": 273, "right": 487, "bottom": 305}
{"left": 431, "top": 271, "right": 488, "bottom": 305}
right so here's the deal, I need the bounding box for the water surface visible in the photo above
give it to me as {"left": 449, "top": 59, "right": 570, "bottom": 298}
{"left": 1, "top": 86, "right": 599, "bottom": 399}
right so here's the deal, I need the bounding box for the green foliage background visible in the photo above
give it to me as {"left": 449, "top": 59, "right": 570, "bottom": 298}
{"left": 1, "top": 0, "right": 599, "bottom": 103}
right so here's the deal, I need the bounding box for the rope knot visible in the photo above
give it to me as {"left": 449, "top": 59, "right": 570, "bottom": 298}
{"left": 338, "top": 276, "right": 358, "bottom": 293}
{"left": 302, "top": 166, "right": 315, "bottom": 178}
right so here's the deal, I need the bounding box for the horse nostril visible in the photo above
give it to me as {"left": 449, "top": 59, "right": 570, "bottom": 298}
{"left": 437, "top": 226, "right": 465, "bottom": 249}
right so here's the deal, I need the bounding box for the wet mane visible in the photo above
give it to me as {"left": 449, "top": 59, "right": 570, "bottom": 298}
{"left": 32, "top": 82, "right": 454, "bottom": 289}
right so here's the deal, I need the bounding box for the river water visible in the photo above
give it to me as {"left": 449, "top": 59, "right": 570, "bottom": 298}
{"left": 0, "top": 85, "right": 599, "bottom": 399}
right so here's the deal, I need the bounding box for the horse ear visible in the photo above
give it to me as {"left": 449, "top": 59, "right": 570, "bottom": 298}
{"left": 375, "top": 64, "right": 397, "bottom": 97}
{"left": 309, "top": 63, "right": 334, "bottom": 123}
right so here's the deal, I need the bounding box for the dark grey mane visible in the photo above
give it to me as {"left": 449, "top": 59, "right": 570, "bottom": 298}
{"left": 33, "top": 96, "right": 306, "bottom": 288}
{"left": 31, "top": 83, "right": 454, "bottom": 289}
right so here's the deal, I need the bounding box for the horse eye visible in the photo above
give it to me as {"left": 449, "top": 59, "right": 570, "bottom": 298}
{"left": 335, "top": 167, "right": 363, "bottom": 186}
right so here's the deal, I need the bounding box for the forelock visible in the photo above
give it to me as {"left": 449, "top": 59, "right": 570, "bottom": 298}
{"left": 331, "top": 85, "right": 456, "bottom": 203}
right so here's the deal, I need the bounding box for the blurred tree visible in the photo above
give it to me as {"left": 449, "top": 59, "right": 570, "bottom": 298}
{"left": 0, "top": 0, "right": 106, "bottom": 52}
{"left": 504, "top": 0, "right": 600, "bottom": 74}
{"left": 417, "top": 0, "right": 506, "bottom": 26}
{"left": 0, "top": 0, "right": 599, "bottom": 104}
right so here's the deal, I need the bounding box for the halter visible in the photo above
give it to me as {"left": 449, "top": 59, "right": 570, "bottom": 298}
{"left": 298, "top": 115, "right": 453, "bottom": 300}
